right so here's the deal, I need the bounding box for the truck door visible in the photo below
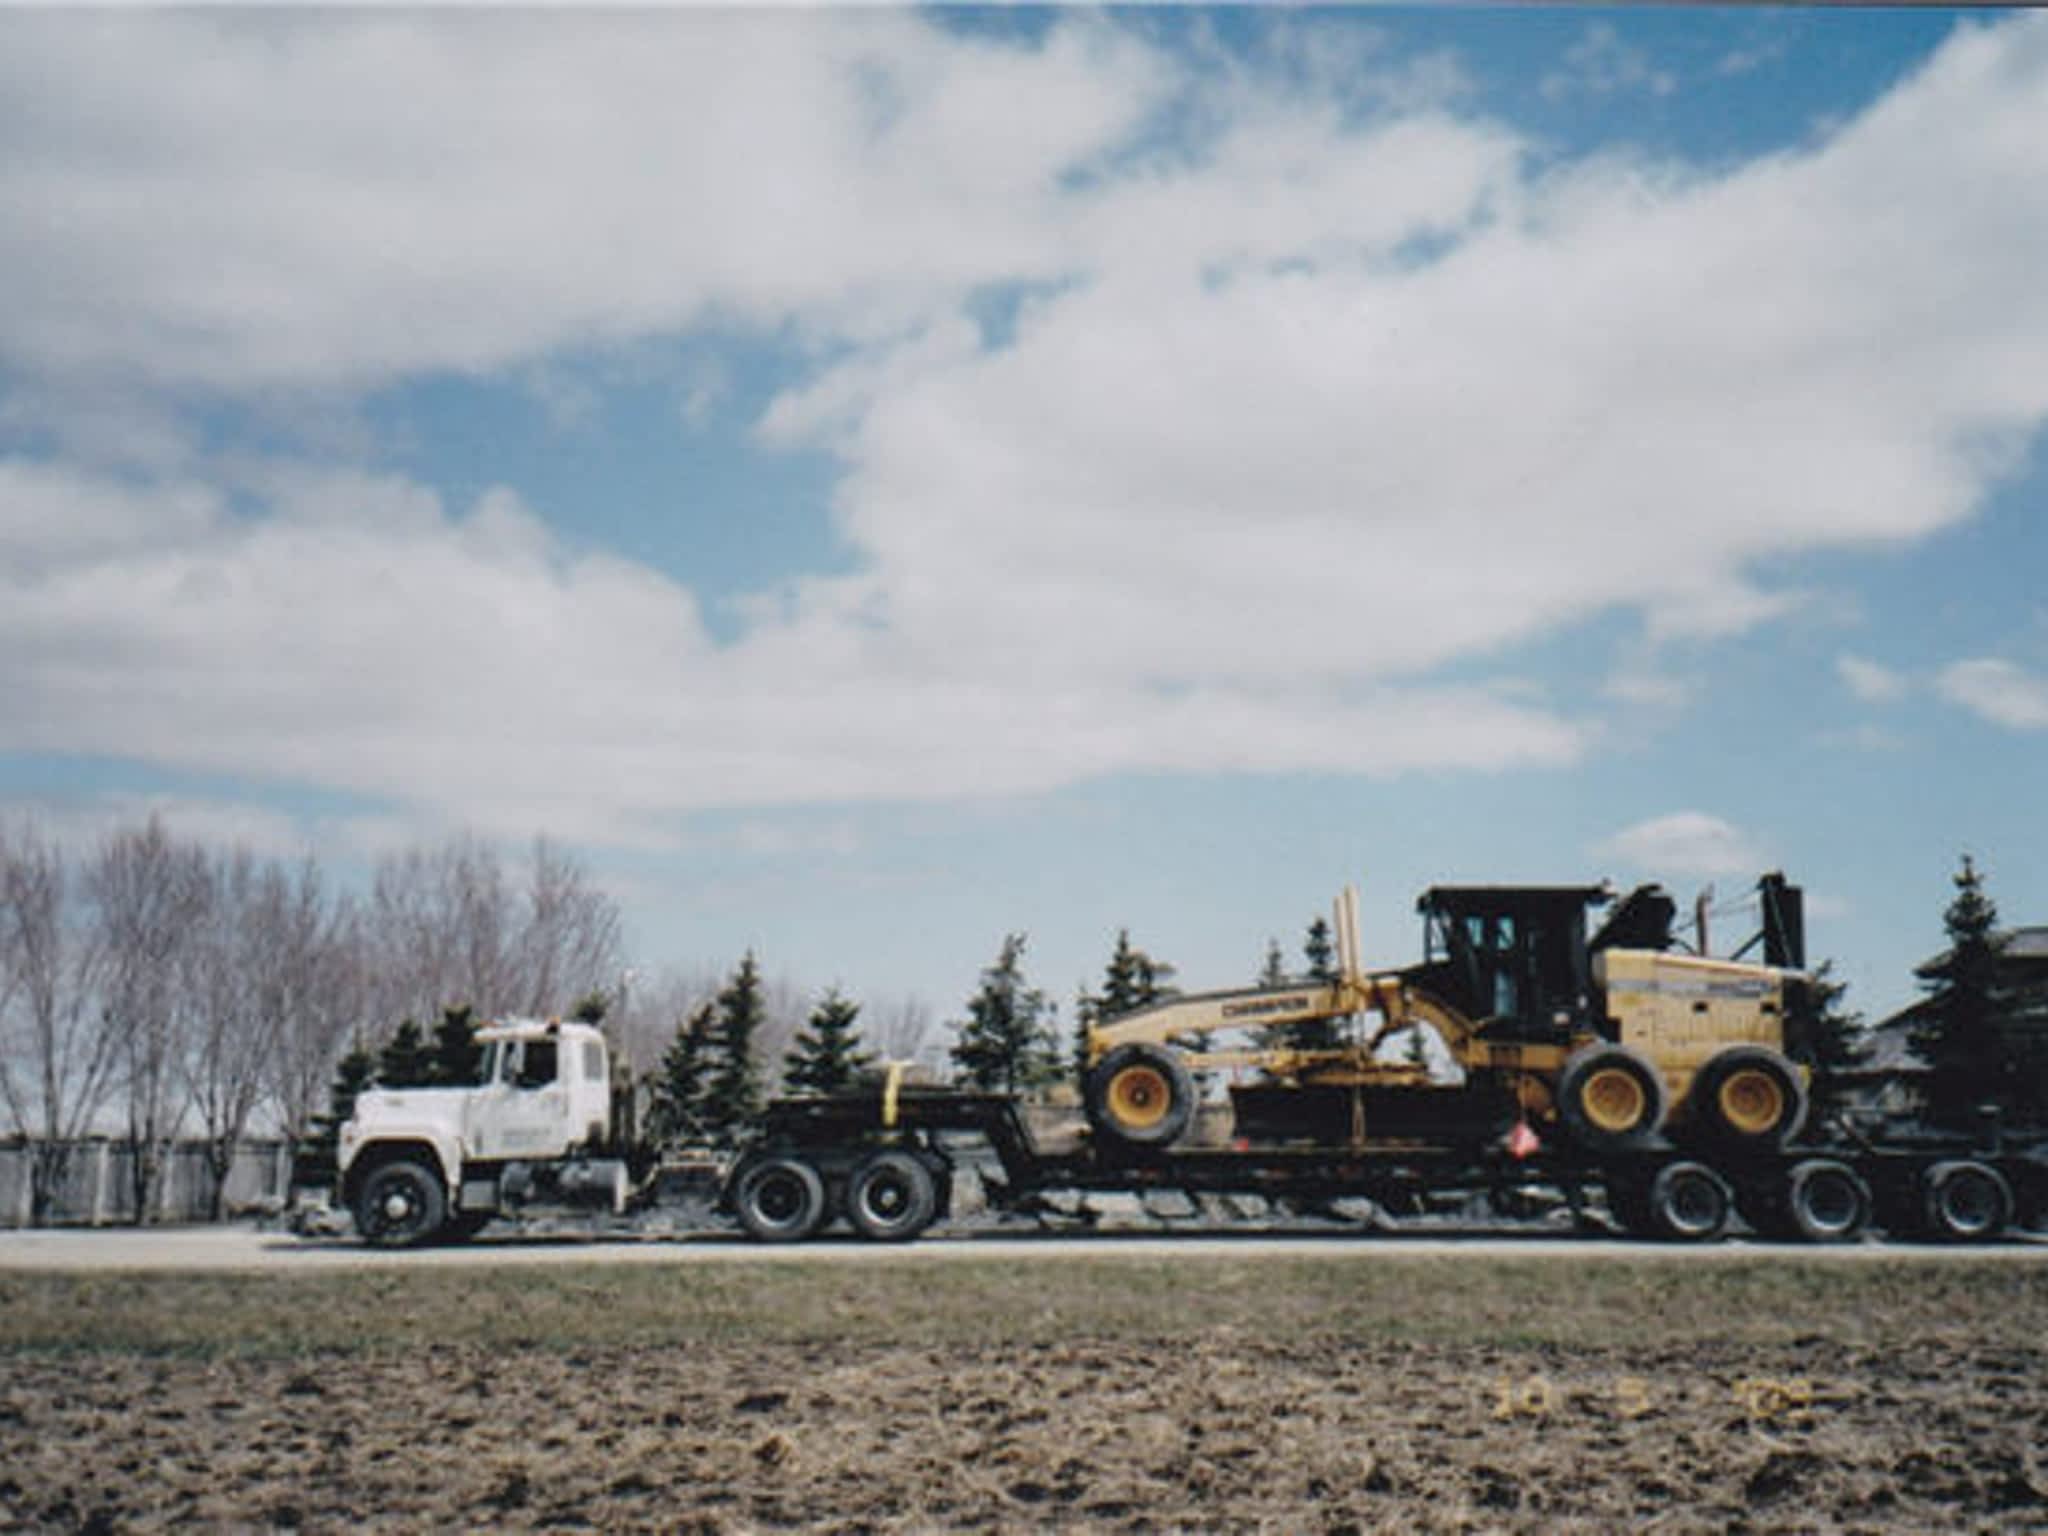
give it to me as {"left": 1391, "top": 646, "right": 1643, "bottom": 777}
{"left": 470, "top": 1039, "right": 573, "bottom": 1161}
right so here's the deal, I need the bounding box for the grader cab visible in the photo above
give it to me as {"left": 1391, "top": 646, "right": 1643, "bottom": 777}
{"left": 1079, "top": 876, "right": 1812, "bottom": 1160}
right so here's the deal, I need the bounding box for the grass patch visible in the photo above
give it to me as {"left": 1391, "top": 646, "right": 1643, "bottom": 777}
{"left": 4, "top": 1253, "right": 2046, "bottom": 1360}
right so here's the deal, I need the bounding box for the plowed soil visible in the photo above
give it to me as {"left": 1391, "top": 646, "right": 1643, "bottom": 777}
{"left": 3, "top": 1256, "right": 2046, "bottom": 1532}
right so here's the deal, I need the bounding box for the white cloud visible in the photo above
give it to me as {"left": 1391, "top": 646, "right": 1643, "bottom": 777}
{"left": 1542, "top": 23, "right": 1676, "bottom": 103}
{"left": 1596, "top": 812, "right": 1770, "bottom": 880}
{"left": 1937, "top": 657, "right": 2048, "bottom": 729}
{"left": 1837, "top": 653, "right": 1908, "bottom": 703}
{"left": 3, "top": 15, "right": 2048, "bottom": 834}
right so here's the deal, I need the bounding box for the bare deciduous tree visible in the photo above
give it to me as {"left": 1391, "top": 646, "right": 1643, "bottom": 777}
{"left": 0, "top": 824, "right": 117, "bottom": 1224}
{"left": 267, "top": 869, "right": 368, "bottom": 1163}
{"left": 367, "top": 835, "right": 623, "bottom": 1029}
{"left": 89, "top": 817, "right": 209, "bottom": 1222}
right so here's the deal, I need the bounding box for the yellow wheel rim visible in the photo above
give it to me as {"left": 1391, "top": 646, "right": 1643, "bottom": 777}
{"left": 1106, "top": 1064, "right": 1172, "bottom": 1131}
{"left": 1719, "top": 1069, "right": 1785, "bottom": 1136}
{"left": 1582, "top": 1067, "right": 1647, "bottom": 1134}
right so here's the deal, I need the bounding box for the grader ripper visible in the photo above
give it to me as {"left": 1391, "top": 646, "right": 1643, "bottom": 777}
{"left": 1080, "top": 879, "right": 1808, "bottom": 1159}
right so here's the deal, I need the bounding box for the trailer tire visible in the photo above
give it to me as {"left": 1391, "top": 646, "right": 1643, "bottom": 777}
{"left": 1920, "top": 1160, "right": 2012, "bottom": 1242}
{"left": 846, "top": 1151, "right": 939, "bottom": 1243}
{"left": 1086, "top": 1044, "right": 1196, "bottom": 1150}
{"left": 1646, "top": 1160, "right": 1732, "bottom": 1242}
{"left": 1781, "top": 1159, "right": 1871, "bottom": 1243}
{"left": 354, "top": 1158, "right": 447, "bottom": 1248}
{"left": 734, "top": 1156, "right": 829, "bottom": 1243}
{"left": 1557, "top": 1044, "right": 1666, "bottom": 1152}
{"left": 1691, "top": 1047, "right": 1807, "bottom": 1149}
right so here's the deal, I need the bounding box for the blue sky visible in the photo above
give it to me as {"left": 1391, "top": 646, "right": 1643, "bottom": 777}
{"left": 2, "top": 7, "right": 2044, "bottom": 1040}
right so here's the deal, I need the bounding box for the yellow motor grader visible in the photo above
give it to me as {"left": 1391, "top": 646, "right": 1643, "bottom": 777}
{"left": 1081, "top": 876, "right": 1811, "bottom": 1157}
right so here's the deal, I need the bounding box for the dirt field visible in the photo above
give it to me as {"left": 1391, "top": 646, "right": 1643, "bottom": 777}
{"left": 4, "top": 1254, "right": 2047, "bottom": 1532}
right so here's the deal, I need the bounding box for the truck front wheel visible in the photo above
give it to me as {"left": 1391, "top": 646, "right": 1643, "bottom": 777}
{"left": 354, "top": 1159, "right": 447, "bottom": 1248}
{"left": 734, "top": 1157, "right": 829, "bottom": 1242}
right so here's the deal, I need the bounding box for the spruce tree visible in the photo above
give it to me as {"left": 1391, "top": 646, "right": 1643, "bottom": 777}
{"left": 1076, "top": 931, "right": 1180, "bottom": 1084}
{"left": 377, "top": 1018, "right": 434, "bottom": 1088}
{"left": 1783, "top": 962, "right": 1867, "bottom": 1119}
{"left": 1911, "top": 856, "right": 2013, "bottom": 1129}
{"left": 295, "top": 1045, "right": 377, "bottom": 1191}
{"left": 783, "top": 988, "right": 874, "bottom": 1096}
{"left": 1285, "top": 916, "right": 1341, "bottom": 1052}
{"left": 648, "top": 1002, "right": 716, "bottom": 1145}
{"left": 951, "top": 934, "right": 1060, "bottom": 1095}
{"left": 701, "top": 952, "right": 766, "bottom": 1144}
{"left": 1304, "top": 918, "right": 1337, "bottom": 983}
{"left": 1259, "top": 938, "right": 1287, "bottom": 987}
{"left": 430, "top": 1005, "right": 483, "bottom": 1086}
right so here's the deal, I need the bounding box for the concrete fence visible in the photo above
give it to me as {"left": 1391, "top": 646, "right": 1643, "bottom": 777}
{"left": 0, "top": 1138, "right": 297, "bottom": 1228}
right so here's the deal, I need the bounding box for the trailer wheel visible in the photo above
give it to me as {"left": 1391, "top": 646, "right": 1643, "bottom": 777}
{"left": 846, "top": 1152, "right": 939, "bottom": 1242}
{"left": 1085, "top": 1044, "right": 1196, "bottom": 1150}
{"left": 1782, "top": 1159, "right": 1871, "bottom": 1243}
{"left": 1646, "top": 1160, "right": 1732, "bottom": 1242}
{"left": 1692, "top": 1047, "right": 1807, "bottom": 1149}
{"left": 734, "top": 1157, "right": 829, "bottom": 1243}
{"left": 354, "top": 1158, "right": 447, "bottom": 1248}
{"left": 1557, "top": 1044, "right": 1666, "bottom": 1152}
{"left": 1920, "top": 1160, "right": 2012, "bottom": 1242}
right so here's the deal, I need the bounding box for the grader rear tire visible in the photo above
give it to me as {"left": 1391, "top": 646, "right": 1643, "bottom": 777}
{"left": 1085, "top": 1044, "right": 1196, "bottom": 1150}
{"left": 1692, "top": 1047, "right": 1807, "bottom": 1150}
{"left": 1557, "top": 1044, "right": 1667, "bottom": 1153}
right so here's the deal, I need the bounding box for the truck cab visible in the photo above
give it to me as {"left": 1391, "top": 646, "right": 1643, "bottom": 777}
{"left": 339, "top": 1018, "right": 624, "bottom": 1246}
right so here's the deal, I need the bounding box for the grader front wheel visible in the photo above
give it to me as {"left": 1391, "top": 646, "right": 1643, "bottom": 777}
{"left": 1085, "top": 1044, "right": 1195, "bottom": 1150}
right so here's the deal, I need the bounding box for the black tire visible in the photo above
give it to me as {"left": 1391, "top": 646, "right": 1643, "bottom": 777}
{"left": 442, "top": 1211, "right": 494, "bottom": 1243}
{"left": 1690, "top": 1047, "right": 1807, "bottom": 1149}
{"left": 734, "top": 1156, "right": 829, "bottom": 1243}
{"left": 1921, "top": 1160, "right": 2012, "bottom": 1242}
{"left": 846, "top": 1152, "right": 939, "bottom": 1243}
{"left": 1085, "top": 1043, "right": 1196, "bottom": 1150}
{"left": 1781, "top": 1159, "right": 1871, "bottom": 1244}
{"left": 354, "top": 1158, "right": 447, "bottom": 1248}
{"left": 1646, "top": 1160, "right": 1733, "bottom": 1242}
{"left": 1556, "top": 1044, "right": 1667, "bottom": 1152}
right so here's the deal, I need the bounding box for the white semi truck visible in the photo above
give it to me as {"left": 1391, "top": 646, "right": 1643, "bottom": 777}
{"left": 340, "top": 1017, "right": 632, "bottom": 1245}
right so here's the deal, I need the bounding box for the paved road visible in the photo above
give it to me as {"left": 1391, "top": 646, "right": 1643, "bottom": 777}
{"left": 3, "top": 1223, "right": 2045, "bottom": 1272}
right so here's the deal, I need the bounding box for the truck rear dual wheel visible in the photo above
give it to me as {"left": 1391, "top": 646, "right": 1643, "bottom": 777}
{"left": 846, "top": 1152, "right": 939, "bottom": 1243}
{"left": 354, "top": 1159, "right": 447, "bottom": 1248}
{"left": 1085, "top": 1044, "right": 1196, "bottom": 1150}
{"left": 734, "top": 1156, "right": 829, "bottom": 1243}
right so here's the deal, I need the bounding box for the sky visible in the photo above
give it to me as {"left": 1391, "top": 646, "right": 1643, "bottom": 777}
{"left": 2, "top": 6, "right": 2045, "bottom": 1033}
